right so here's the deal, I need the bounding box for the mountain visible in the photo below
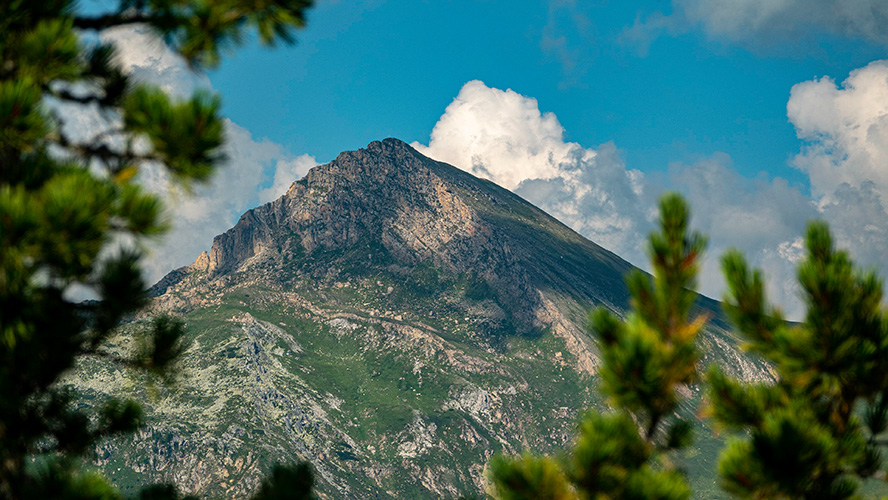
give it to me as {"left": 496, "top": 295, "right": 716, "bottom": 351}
{"left": 67, "top": 138, "right": 772, "bottom": 499}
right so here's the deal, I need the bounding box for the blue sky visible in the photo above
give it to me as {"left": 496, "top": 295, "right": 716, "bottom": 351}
{"left": 94, "top": 0, "right": 888, "bottom": 318}
{"left": 209, "top": 0, "right": 883, "bottom": 187}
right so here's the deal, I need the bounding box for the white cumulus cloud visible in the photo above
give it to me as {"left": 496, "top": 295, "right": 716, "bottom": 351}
{"left": 413, "top": 81, "right": 575, "bottom": 190}
{"left": 412, "top": 81, "right": 650, "bottom": 266}
{"left": 258, "top": 154, "right": 319, "bottom": 204}
{"left": 788, "top": 60, "right": 888, "bottom": 280}
{"left": 789, "top": 60, "right": 888, "bottom": 199}
{"left": 101, "top": 25, "right": 210, "bottom": 98}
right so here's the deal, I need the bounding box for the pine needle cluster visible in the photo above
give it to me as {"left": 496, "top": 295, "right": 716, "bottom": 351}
{"left": 711, "top": 222, "right": 888, "bottom": 499}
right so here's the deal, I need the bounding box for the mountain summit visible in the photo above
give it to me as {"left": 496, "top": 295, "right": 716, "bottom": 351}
{"left": 166, "top": 138, "right": 633, "bottom": 360}
{"left": 74, "top": 139, "right": 770, "bottom": 499}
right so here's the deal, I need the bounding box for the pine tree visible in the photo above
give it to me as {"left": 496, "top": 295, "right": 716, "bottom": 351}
{"left": 710, "top": 222, "right": 888, "bottom": 499}
{"left": 488, "top": 193, "right": 709, "bottom": 500}
{"left": 0, "top": 1, "right": 313, "bottom": 498}
{"left": 488, "top": 195, "right": 888, "bottom": 500}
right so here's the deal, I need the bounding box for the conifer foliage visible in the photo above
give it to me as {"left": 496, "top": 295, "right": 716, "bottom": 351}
{"left": 488, "top": 194, "right": 888, "bottom": 500}
{"left": 0, "top": 1, "right": 312, "bottom": 498}
{"left": 489, "top": 193, "right": 709, "bottom": 500}
{"left": 711, "top": 222, "right": 888, "bottom": 499}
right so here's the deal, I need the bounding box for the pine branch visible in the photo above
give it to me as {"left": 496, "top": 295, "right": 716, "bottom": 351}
{"left": 52, "top": 128, "right": 160, "bottom": 170}
{"left": 72, "top": 12, "right": 154, "bottom": 30}
{"left": 46, "top": 86, "right": 105, "bottom": 106}
{"left": 645, "top": 412, "right": 663, "bottom": 442}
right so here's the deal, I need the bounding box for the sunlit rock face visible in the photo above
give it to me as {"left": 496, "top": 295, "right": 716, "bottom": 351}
{"left": 71, "top": 139, "right": 771, "bottom": 499}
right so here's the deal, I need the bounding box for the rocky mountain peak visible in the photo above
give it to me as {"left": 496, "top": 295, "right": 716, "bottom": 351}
{"left": 205, "top": 138, "right": 480, "bottom": 273}
{"left": 185, "top": 138, "right": 634, "bottom": 340}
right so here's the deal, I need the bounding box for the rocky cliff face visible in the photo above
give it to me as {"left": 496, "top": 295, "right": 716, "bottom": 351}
{"left": 196, "top": 139, "right": 634, "bottom": 336}
{"left": 167, "top": 138, "right": 641, "bottom": 370}
{"left": 69, "top": 139, "right": 772, "bottom": 499}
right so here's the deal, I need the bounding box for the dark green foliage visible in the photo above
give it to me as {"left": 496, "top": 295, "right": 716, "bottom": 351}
{"left": 0, "top": 0, "right": 313, "bottom": 498}
{"left": 136, "top": 317, "right": 189, "bottom": 381}
{"left": 137, "top": 484, "right": 198, "bottom": 500}
{"left": 122, "top": 87, "right": 225, "bottom": 184}
{"left": 488, "top": 453, "right": 575, "bottom": 500}
{"left": 591, "top": 193, "right": 707, "bottom": 440}
{"left": 568, "top": 412, "right": 653, "bottom": 496}
{"left": 491, "top": 194, "right": 888, "bottom": 500}
{"left": 251, "top": 463, "right": 315, "bottom": 500}
{"left": 464, "top": 274, "right": 494, "bottom": 302}
{"left": 21, "top": 461, "right": 120, "bottom": 500}
{"left": 488, "top": 193, "right": 706, "bottom": 500}
{"left": 709, "top": 222, "right": 888, "bottom": 499}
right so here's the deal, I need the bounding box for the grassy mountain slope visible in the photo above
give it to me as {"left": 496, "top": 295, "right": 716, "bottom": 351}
{"left": 67, "top": 139, "right": 772, "bottom": 499}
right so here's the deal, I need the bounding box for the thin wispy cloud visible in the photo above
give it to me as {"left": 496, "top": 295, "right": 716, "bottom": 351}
{"left": 540, "top": 0, "right": 597, "bottom": 87}
{"left": 623, "top": 0, "right": 888, "bottom": 53}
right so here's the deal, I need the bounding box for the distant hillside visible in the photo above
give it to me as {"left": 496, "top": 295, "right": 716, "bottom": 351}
{"left": 68, "top": 138, "right": 772, "bottom": 499}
